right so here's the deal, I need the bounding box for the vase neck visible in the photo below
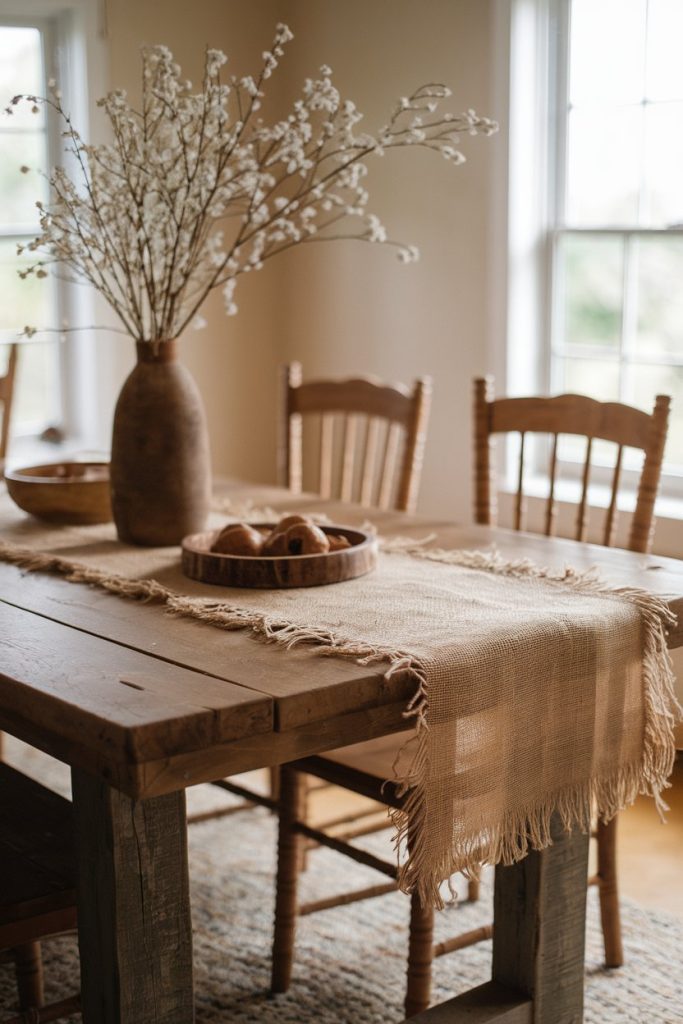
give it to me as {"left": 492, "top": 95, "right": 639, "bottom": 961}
{"left": 136, "top": 339, "right": 178, "bottom": 364}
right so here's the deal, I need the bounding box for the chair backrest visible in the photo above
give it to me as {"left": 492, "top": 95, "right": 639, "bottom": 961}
{"left": 0, "top": 345, "right": 18, "bottom": 462}
{"left": 473, "top": 376, "right": 670, "bottom": 554}
{"left": 279, "top": 362, "right": 432, "bottom": 513}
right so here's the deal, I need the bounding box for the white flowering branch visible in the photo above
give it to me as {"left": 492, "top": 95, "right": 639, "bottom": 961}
{"left": 7, "top": 24, "right": 497, "bottom": 344}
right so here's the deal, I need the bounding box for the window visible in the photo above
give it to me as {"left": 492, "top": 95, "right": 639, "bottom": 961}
{"left": 0, "top": 1, "right": 109, "bottom": 456}
{"left": 549, "top": 0, "right": 683, "bottom": 480}
{"left": 0, "top": 21, "right": 63, "bottom": 439}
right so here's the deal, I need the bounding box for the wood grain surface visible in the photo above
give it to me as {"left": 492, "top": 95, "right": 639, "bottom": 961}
{"left": 0, "top": 482, "right": 681, "bottom": 801}
{"left": 4, "top": 461, "right": 112, "bottom": 525}
{"left": 72, "top": 770, "right": 193, "bottom": 1023}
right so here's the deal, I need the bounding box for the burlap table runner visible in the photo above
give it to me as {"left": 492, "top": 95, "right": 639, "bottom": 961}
{"left": 0, "top": 494, "right": 679, "bottom": 907}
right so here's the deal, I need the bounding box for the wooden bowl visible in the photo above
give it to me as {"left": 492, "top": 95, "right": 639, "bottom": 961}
{"left": 182, "top": 524, "right": 378, "bottom": 589}
{"left": 4, "top": 461, "right": 112, "bottom": 525}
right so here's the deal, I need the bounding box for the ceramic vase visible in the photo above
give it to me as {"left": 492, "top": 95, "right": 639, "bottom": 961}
{"left": 110, "top": 339, "right": 211, "bottom": 546}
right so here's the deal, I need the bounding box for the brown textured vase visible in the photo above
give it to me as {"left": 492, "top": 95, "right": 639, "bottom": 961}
{"left": 110, "top": 340, "right": 211, "bottom": 546}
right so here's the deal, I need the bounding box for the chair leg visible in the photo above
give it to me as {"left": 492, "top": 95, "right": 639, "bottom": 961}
{"left": 268, "top": 765, "right": 281, "bottom": 803}
{"left": 597, "top": 816, "right": 623, "bottom": 968}
{"left": 466, "top": 876, "right": 480, "bottom": 902}
{"left": 271, "top": 765, "right": 304, "bottom": 994}
{"left": 404, "top": 892, "right": 434, "bottom": 1017}
{"left": 13, "top": 941, "right": 44, "bottom": 1010}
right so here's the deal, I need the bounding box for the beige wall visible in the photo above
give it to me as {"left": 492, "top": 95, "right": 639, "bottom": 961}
{"left": 102, "top": 0, "right": 500, "bottom": 516}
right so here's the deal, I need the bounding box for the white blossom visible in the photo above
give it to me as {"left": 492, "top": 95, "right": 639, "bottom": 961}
{"left": 10, "top": 27, "right": 497, "bottom": 343}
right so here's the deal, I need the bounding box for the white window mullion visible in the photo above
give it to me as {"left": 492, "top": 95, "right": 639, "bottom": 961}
{"left": 619, "top": 233, "right": 639, "bottom": 405}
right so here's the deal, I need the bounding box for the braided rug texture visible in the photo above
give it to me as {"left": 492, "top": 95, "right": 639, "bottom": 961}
{"left": 1, "top": 742, "right": 681, "bottom": 1024}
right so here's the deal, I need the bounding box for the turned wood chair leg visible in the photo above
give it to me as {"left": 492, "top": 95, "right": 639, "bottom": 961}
{"left": 271, "top": 765, "right": 304, "bottom": 994}
{"left": 268, "top": 765, "right": 281, "bottom": 804}
{"left": 466, "top": 876, "right": 480, "bottom": 902}
{"left": 13, "top": 941, "right": 44, "bottom": 1010}
{"left": 404, "top": 892, "right": 434, "bottom": 1017}
{"left": 597, "top": 816, "right": 623, "bottom": 968}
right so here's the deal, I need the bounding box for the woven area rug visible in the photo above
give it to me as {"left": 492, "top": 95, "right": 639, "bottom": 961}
{"left": 1, "top": 742, "right": 682, "bottom": 1024}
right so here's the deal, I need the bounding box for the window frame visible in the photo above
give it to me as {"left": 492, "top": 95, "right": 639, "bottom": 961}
{"left": 0, "top": 0, "right": 109, "bottom": 456}
{"left": 505, "top": 0, "right": 683, "bottom": 503}
{"left": 0, "top": 14, "right": 66, "bottom": 438}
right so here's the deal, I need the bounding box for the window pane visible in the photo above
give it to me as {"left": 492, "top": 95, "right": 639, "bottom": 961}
{"left": 646, "top": 0, "right": 683, "bottom": 101}
{"left": 0, "top": 238, "right": 53, "bottom": 332}
{"left": 557, "top": 235, "right": 623, "bottom": 351}
{"left": 569, "top": 0, "right": 646, "bottom": 106}
{"left": 0, "top": 27, "right": 45, "bottom": 129}
{"left": 0, "top": 132, "right": 48, "bottom": 227}
{"left": 642, "top": 102, "right": 683, "bottom": 226}
{"left": 10, "top": 339, "right": 61, "bottom": 434}
{"left": 566, "top": 107, "right": 642, "bottom": 225}
{"left": 556, "top": 355, "right": 621, "bottom": 401}
{"left": 636, "top": 235, "right": 683, "bottom": 358}
{"left": 632, "top": 365, "right": 683, "bottom": 469}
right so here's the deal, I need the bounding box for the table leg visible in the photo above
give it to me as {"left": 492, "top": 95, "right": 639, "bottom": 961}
{"left": 408, "top": 814, "right": 590, "bottom": 1023}
{"left": 71, "top": 770, "right": 194, "bottom": 1024}
{"left": 493, "top": 813, "right": 590, "bottom": 1023}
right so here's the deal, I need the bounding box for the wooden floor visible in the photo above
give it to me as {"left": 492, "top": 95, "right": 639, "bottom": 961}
{"left": 615, "top": 755, "right": 683, "bottom": 920}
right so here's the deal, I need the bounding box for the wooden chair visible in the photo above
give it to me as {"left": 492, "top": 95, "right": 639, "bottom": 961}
{"left": 278, "top": 362, "right": 432, "bottom": 513}
{"left": 473, "top": 375, "right": 670, "bottom": 969}
{"left": 0, "top": 763, "right": 80, "bottom": 1023}
{"left": 271, "top": 739, "right": 490, "bottom": 1018}
{"left": 270, "top": 379, "right": 670, "bottom": 1016}
{"left": 1, "top": 343, "right": 18, "bottom": 465}
{"left": 195, "top": 363, "right": 433, "bottom": 827}
{"left": 473, "top": 377, "right": 670, "bottom": 552}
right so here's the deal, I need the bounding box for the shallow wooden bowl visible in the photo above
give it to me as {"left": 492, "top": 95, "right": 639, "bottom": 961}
{"left": 182, "top": 524, "right": 378, "bottom": 589}
{"left": 4, "top": 461, "right": 112, "bottom": 525}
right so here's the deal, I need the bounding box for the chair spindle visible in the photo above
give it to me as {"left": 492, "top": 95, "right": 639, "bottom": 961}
{"left": 514, "top": 432, "right": 526, "bottom": 531}
{"left": 545, "top": 433, "right": 559, "bottom": 536}
{"left": 319, "top": 415, "right": 334, "bottom": 498}
{"left": 378, "top": 422, "right": 402, "bottom": 509}
{"left": 629, "top": 394, "right": 670, "bottom": 553}
{"left": 603, "top": 445, "right": 624, "bottom": 547}
{"left": 360, "top": 417, "right": 380, "bottom": 506}
{"left": 473, "top": 376, "right": 495, "bottom": 525}
{"left": 576, "top": 436, "right": 593, "bottom": 541}
{"left": 340, "top": 415, "right": 358, "bottom": 502}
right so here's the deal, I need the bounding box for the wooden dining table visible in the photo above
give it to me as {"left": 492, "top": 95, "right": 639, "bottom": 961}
{"left": 0, "top": 480, "right": 681, "bottom": 1024}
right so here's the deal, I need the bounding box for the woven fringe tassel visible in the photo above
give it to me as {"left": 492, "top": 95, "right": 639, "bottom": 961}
{"left": 0, "top": 537, "right": 679, "bottom": 909}
{"left": 383, "top": 541, "right": 681, "bottom": 907}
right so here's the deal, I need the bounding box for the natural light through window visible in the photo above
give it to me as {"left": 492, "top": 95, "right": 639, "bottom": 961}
{"left": 0, "top": 23, "right": 61, "bottom": 437}
{"left": 551, "top": 0, "right": 683, "bottom": 477}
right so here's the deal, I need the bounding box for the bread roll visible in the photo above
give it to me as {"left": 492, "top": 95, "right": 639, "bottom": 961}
{"left": 285, "top": 522, "right": 330, "bottom": 555}
{"left": 210, "top": 523, "right": 264, "bottom": 556}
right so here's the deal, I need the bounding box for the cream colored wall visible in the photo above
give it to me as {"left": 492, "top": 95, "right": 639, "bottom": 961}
{"left": 274, "top": 0, "right": 499, "bottom": 521}
{"left": 101, "top": 0, "right": 500, "bottom": 513}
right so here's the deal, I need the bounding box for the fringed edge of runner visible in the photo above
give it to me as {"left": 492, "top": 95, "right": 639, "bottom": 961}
{"left": 0, "top": 534, "right": 429, "bottom": 759}
{"left": 383, "top": 541, "right": 681, "bottom": 908}
{"left": 1, "top": 536, "right": 680, "bottom": 910}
